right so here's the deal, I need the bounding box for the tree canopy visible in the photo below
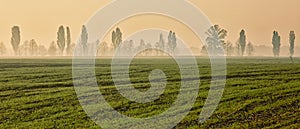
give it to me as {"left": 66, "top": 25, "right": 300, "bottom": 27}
{"left": 239, "top": 29, "right": 246, "bottom": 56}
{"left": 272, "top": 31, "right": 281, "bottom": 57}
{"left": 57, "top": 25, "right": 65, "bottom": 56}
{"left": 11, "top": 26, "right": 21, "bottom": 55}
{"left": 205, "top": 25, "right": 227, "bottom": 56}
{"left": 289, "top": 31, "right": 296, "bottom": 57}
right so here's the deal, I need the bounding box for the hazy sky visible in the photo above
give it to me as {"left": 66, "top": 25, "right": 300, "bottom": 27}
{"left": 1, "top": 0, "right": 300, "bottom": 53}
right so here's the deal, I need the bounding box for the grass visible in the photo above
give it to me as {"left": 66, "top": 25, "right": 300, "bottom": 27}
{"left": 0, "top": 57, "right": 299, "bottom": 128}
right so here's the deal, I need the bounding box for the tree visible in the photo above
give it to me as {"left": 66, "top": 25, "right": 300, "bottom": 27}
{"left": 29, "top": 39, "right": 38, "bottom": 56}
{"left": 98, "top": 41, "right": 108, "bottom": 56}
{"left": 11, "top": 26, "right": 21, "bottom": 55}
{"left": 128, "top": 40, "right": 134, "bottom": 56}
{"left": 19, "top": 40, "right": 29, "bottom": 56}
{"left": 201, "top": 45, "right": 208, "bottom": 56}
{"left": 112, "top": 27, "right": 122, "bottom": 50}
{"left": 235, "top": 40, "right": 241, "bottom": 56}
{"left": 172, "top": 32, "right": 177, "bottom": 53}
{"left": 239, "top": 29, "right": 246, "bottom": 56}
{"left": 159, "top": 33, "right": 165, "bottom": 50}
{"left": 167, "top": 31, "right": 173, "bottom": 53}
{"left": 289, "top": 31, "right": 296, "bottom": 57}
{"left": 157, "top": 33, "right": 165, "bottom": 56}
{"left": 155, "top": 42, "right": 160, "bottom": 56}
{"left": 167, "top": 31, "right": 177, "bottom": 55}
{"left": 146, "top": 43, "right": 152, "bottom": 56}
{"left": 87, "top": 40, "right": 99, "bottom": 56}
{"left": 119, "top": 40, "right": 134, "bottom": 57}
{"left": 246, "top": 42, "right": 254, "bottom": 56}
{"left": 81, "top": 25, "right": 88, "bottom": 55}
{"left": 69, "top": 43, "right": 76, "bottom": 56}
{"left": 272, "top": 31, "right": 281, "bottom": 57}
{"left": 48, "top": 41, "right": 57, "bottom": 56}
{"left": 205, "top": 25, "right": 227, "bottom": 56}
{"left": 137, "top": 39, "right": 146, "bottom": 56}
{"left": 225, "top": 41, "right": 234, "bottom": 56}
{"left": 0, "top": 42, "right": 7, "bottom": 56}
{"left": 66, "top": 26, "right": 72, "bottom": 56}
{"left": 38, "top": 45, "right": 47, "bottom": 56}
{"left": 57, "top": 25, "right": 65, "bottom": 56}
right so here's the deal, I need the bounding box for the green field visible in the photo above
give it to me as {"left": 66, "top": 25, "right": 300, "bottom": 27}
{"left": 0, "top": 58, "right": 300, "bottom": 128}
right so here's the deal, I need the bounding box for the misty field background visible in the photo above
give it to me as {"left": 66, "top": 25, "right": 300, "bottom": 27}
{"left": 0, "top": 57, "right": 299, "bottom": 128}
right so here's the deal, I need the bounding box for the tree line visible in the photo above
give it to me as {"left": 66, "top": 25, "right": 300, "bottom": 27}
{"left": 0, "top": 25, "right": 296, "bottom": 57}
{"left": 202, "top": 25, "right": 296, "bottom": 58}
{"left": 103, "top": 29, "right": 177, "bottom": 57}
{"left": 6, "top": 25, "right": 76, "bottom": 56}
{"left": 1, "top": 25, "right": 179, "bottom": 57}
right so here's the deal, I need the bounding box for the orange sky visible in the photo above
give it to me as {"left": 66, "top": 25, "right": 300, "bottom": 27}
{"left": 0, "top": 0, "right": 300, "bottom": 54}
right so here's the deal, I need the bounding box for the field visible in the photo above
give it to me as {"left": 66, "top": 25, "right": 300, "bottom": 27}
{"left": 0, "top": 57, "right": 300, "bottom": 128}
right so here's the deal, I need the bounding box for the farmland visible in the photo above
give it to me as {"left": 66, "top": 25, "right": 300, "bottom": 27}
{"left": 0, "top": 57, "right": 300, "bottom": 128}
